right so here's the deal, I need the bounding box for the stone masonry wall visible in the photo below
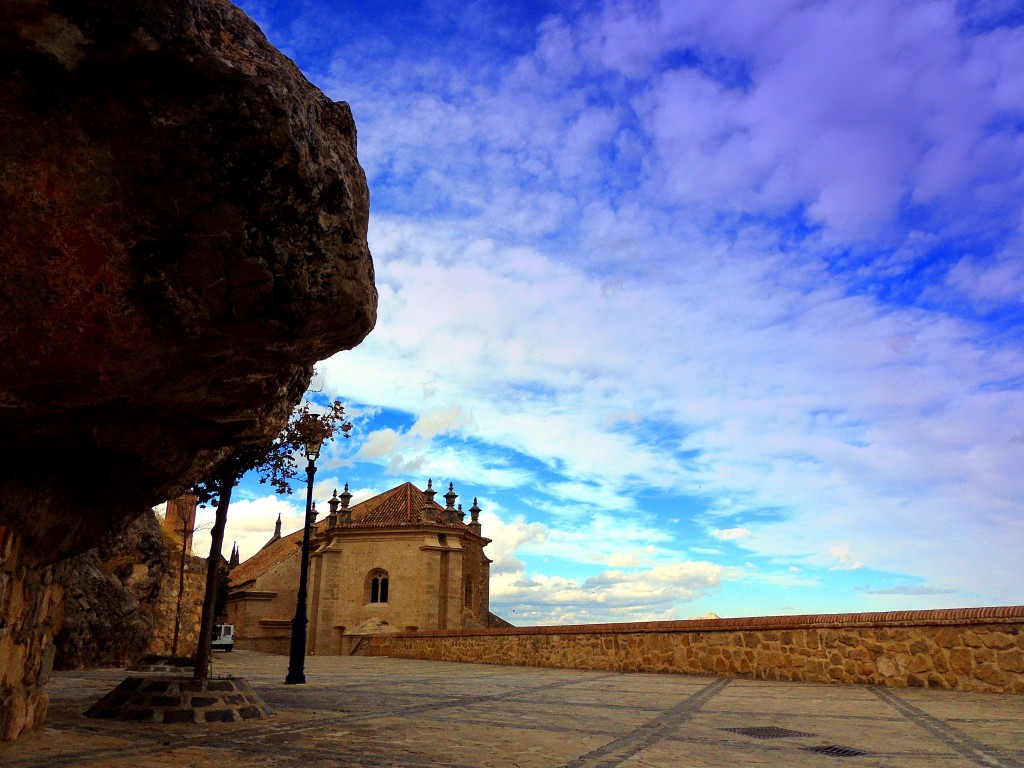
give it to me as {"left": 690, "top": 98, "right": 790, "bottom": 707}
{"left": 146, "top": 555, "right": 206, "bottom": 658}
{"left": 236, "top": 636, "right": 292, "bottom": 655}
{"left": 0, "top": 527, "right": 65, "bottom": 741}
{"left": 368, "top": 606, "right": 1024, "bottom": 694}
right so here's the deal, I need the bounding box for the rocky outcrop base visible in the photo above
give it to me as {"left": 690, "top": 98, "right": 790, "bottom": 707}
{"left": 86, "top": 676, "right": 273, "bottom": 723}
{"left": 56, "top": 510, "right": 207, "bottom": 668}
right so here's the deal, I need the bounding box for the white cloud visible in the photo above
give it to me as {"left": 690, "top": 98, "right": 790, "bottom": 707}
{"left": 865, "top": 585, "right": 957, "bottom": 596}
{"left": 320, "top": 216, "right": 1024, "bottom": 603}
{"left": 409, "top": 405, "right": 471, "bottom": 440}
{"left": 593, "top": 0, "right": 1024, "bottom": 239}
{"left": 827, "top": 544, "right": 866, "bottom": 572}
{"left": 357, "top": 428, "right": 402, "bottom": 460}
{"left": 266, "top": 0, "right": 1024, "bottom": 611}
{"left": 946, "top": 232, "right": 1024, "bottom": 308}
{"left": 711, "top": 527, "right": 752, "bottom": 541}
{"left": 478, "top": 509, "right": 547, "bottom": 575}
{"left": 192, "top": 496, "right": 303, "bottom": 565}
{"left": 608, "top": 546, "right": 656, "bottom": 567}
{"left": 477, "top": 506, "right": 729, "bottom": 623}
{"left": 489, "top": 559, "right": 725, "bottom": 625}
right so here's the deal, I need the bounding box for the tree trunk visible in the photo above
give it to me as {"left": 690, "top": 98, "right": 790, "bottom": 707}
{"left": 193, "top": 471, "right": 234, "bottom": 681}
{"left": 171, "top": 521, "right": 188, "bottom": 656}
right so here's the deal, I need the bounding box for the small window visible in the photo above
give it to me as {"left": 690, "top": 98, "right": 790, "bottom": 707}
{"left": 370, "top": 576, "right": 389, "bottom": 603}
{"left": 464, "top": 581, "right": 473, "bottom": 607}
{"left": 366, "top": 569, "right": 389, "bottom": 604}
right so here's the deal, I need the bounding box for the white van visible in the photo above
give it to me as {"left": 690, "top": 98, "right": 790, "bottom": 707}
{"left": 212, "top": 623, "right": 234, "bottom": 652}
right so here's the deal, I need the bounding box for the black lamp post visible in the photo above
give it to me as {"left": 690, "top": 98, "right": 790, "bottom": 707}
{"left": 285, "top": 434, "right": 323, "bottom": 685}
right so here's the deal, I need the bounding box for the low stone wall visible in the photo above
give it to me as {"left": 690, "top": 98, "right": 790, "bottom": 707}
{"left": 0, "top": 527, "right": 65, "bottom": 740}
{"left": 368, "top": 606, "right": 1024, "bottom": 694}
{"left": 236, "top": 632, "right": 376, "bottom": 656}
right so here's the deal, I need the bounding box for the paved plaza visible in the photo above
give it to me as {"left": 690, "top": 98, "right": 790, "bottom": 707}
{"left": 2, "top": 651, "right": 1021, "bottom": 767}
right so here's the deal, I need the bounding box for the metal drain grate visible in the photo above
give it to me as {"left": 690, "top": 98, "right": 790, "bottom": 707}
{"left": 801, "top": 744, "right": 871, "bottom": 757}
{"left": 722, "top": 726, "right": 816, "bottom": 739}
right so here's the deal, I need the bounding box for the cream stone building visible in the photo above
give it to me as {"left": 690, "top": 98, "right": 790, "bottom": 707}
{"left": 227, "top": 480, "right": 499, "bottom": 654}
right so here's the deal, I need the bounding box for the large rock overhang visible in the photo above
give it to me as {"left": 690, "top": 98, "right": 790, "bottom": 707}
{"left": 0, "top": 0, "right": 377, "bottom": 566}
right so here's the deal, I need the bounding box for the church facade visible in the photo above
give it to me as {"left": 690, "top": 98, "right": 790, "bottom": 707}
{"left": 227, "top": 480, "right": 494, "bottom": 655}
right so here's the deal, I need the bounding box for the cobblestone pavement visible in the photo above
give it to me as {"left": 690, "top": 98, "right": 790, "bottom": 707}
{"left": 3, "top": 651, "right": 1022, "bottom": 767}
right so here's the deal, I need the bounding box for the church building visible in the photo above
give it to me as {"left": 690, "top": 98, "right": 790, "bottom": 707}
{"left": 227, "top": 480, "right": 495, "bottom": 654}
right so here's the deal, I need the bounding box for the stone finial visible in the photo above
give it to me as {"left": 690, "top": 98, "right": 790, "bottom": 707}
{"left": 229, "top": 542, "right": 240, "bottom": 569}
{"left": 444, "top": 482, "right": 458, "bottom": 510}
{"left": 339, "top": 485, "right": 352, "bottom": 524}
{"left": 274, "top": 512, "right": 282, "bottom": 539}
{"left": 469, "top": 497, "right": 482, "bottom": 534}
{"left": 309, "top": 501, "right": 318, "bottom": 523}
{"left": 326, "top": 489, "right": 340, "bottom": 528}
{"left": 457, "top": 503, "right": 465, "bottom": 523}
{"left": 420, "top": 479, "right": 438, "bottom": 522}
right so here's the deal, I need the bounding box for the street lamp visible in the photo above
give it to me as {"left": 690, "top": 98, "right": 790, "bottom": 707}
{"left": 285, "top": 434, "right": 323, "bottom": 685}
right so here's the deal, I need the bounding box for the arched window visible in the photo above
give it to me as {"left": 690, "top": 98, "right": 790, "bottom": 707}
{"left": 366, "top": 569, "right": 389, "bottom": 604}
{"left": 464, "top": 581, "right": 473, "bottom": 607}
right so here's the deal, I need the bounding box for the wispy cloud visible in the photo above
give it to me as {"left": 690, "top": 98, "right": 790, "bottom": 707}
{"left": 490, "top": 555, "right": 727, "bottom": 625}
{"left": 863, "top": 585, "right": 958, "bottom": 596}
{"left": 711, "top": 527, "right": 752, "bottom": 541}
{"left": 233, "top": 0, "right": 1024, "bottom": 616}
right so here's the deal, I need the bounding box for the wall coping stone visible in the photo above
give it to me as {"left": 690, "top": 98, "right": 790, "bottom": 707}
{"left": 396, "top": 605, "right": 1024, "bottom": 638}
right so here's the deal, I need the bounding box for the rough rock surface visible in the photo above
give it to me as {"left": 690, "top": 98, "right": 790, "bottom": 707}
{"left": 0, "top": 0, "right": 376, "bottom": 741}
{"left": 55, "top": 550, "right": 154, "bottom": 670}
{"left": 55, "top": 509, "right": 171, "bottom": 669}
{"left": 0, "top": 0, "right": 377, "bottom": 567}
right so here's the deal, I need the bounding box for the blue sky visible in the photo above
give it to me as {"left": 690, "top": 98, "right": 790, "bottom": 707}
{"left": 188, "top": 0, "right": 1024, "bottom": 624}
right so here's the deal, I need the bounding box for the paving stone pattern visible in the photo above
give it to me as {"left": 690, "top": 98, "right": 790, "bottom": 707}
{"left": 1, "top": 651, "right": 1022, "bottom": 767}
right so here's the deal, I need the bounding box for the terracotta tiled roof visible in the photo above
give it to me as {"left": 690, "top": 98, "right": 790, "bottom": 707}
{"left": 347, "top": 481, "right": 455, "bottom": 527}
{"left": 228, "top": 525, "right": 309, "bottom": 587}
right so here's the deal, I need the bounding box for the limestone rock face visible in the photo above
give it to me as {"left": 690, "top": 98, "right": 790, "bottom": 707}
{"left": 54, "top": 510, "right": 170, "bottom": 669}
{"left": 0, "top": 0, "right": 376, "bottom": 566}
{"left": 55, "top": 550, "right": 153, "bottom": 669}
